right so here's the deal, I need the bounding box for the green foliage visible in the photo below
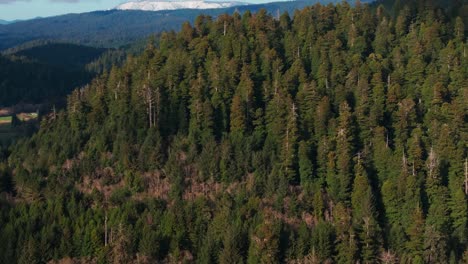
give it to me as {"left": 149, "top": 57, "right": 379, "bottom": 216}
{"left": 0, "top": 0, "right": 360, "bottom": 51}
{"left": 0, "top": 1, "right": 467, "bottom": 263}
{"left": 0, "top": 41, "right": 132, "bottom": 111}
{"left": 110, "top": 187, "right": 131, "bottom": 205}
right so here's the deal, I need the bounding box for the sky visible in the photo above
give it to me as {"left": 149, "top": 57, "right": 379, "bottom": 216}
{"left": 0, "top": 0, "right": 275, "bottom": 21}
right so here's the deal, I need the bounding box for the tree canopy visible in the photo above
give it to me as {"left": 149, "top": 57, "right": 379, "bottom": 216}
{"left": 0, "top": 0, "right": 467, "bottom": 263}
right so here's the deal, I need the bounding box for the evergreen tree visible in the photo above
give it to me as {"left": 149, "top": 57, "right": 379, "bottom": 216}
{"left": 0, "top": 2, "right": 466, "bottom": 263}
{"left": 333, "top": 101, "right": 355, "bottom": 203}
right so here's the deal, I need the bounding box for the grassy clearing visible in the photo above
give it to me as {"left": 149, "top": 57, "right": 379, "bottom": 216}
{"left": 0, "top": 116, "right": 12, "bottom": 125}
{"left": 17, "top": 112, "right": 38, "bottom": 122}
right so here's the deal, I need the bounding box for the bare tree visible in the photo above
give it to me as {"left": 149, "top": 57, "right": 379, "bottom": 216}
{"left": 140, "top": 70, "right": 160, "bottom": 128}
{"left": 426, "top": 147, "right": 438, "bottom": 179}
{"left": 465, "top": 158, "right": 467, "bottom": 195}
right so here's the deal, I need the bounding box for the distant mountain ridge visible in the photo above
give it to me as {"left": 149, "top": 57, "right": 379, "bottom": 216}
{"left": 116, "top": 0, "right": 249, "bottom": 11}
{"left": 0, "top": 19, "right": 26, "bottom": 25}
{"left": 0, "top": 0, "right": 375, "bottom": 50}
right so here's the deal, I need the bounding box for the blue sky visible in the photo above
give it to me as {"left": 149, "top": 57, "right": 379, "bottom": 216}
{"left": 0, "top": 0, "right": 274, "bottom": 21}
{"left": 0, "top": 0, "right": 122, "bottom": 20}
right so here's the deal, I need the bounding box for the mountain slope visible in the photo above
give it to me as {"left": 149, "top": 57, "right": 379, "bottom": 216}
{"left": 1, "top": 1, "right": 466, "bottom": 263}
{"left": 116, "top": 0, "right": 249, "bottom": 11}
{"left": 0, "top": 0, "right": 374, "bottom": 50}
{"left": 11, "top": 42, "right": 107, "bottom": 70}
{"left": 0, "top": 43, "right": 110, "bottom": 107}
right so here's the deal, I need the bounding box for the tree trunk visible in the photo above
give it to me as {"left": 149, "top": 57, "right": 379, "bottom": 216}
{"left": 464, "top": 158, "right": 467, "bottom": 195}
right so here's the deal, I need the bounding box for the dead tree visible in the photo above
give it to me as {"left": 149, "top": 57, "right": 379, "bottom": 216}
{"left": 465, "top": 158, "right": 467, "bottom": 195}
{"left": 141, "top": 85, "right": 159, "bottom": 128}
{"left": 426, "top": 147, "right": 438, "bottom": 179}
{"left": 143, "top": 84, "right": 154, "bottom": 128}
{"left": 140, "top": 70, "right": 161, "bottom": 128}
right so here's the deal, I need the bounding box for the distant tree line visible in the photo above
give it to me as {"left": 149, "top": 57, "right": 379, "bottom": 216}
{"left": 0, "top": 42, "right": 134, "bottom": 107}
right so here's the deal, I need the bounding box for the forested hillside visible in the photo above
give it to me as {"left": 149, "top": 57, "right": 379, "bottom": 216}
{"left": 10, "top": 43, "right": 107, "bottom": 70}
{"left": 0, "top": 53, "right": 93, "bottom": 107}
{"left": 0, "top": 0, "right": 467, "bottom": 263}
{"left": 0, "top": 42, "right": 131, "bottom": 107}
{"left": 0, "top": 0, "right": 374, "bottom": 50}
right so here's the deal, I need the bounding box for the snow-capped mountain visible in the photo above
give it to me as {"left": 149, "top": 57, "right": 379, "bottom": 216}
{"left": 115, "top": 0, "right": 249, "bottom": 11}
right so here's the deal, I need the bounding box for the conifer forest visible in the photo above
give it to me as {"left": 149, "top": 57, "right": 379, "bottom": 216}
{"left": 0, "top": 0, "right": 467, "bottom": 263}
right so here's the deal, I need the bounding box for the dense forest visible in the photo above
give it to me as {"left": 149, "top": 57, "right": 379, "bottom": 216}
{"left": 0, "top": 0, "right": 374, "bottom": 50}
{"left": 0, "top": 42, "right": 131, "bottom": 107}
{"left": 0, "top": 52, "right": 93, "bottom": 107}
{"left": 0, "top": 0, "right": 467, "bottom": 263}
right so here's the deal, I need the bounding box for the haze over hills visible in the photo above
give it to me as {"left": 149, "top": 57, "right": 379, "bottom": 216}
{"left": 116, "top": 0, "right": 250, "bottom": 11}
{"left": 0, "top": 0, "right": 374, "bottom": 50}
